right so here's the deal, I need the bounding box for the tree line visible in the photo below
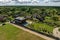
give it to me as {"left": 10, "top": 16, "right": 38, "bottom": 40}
{"left": 0, "top": 6, "right": 60, "bottom": 27}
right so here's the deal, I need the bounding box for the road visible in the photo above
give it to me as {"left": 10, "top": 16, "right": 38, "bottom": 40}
{"left": 53, "top": 27, "right": 60, "bottom": 38}
{"left": 10, "top": 23, "right": 55, "bottom": 40}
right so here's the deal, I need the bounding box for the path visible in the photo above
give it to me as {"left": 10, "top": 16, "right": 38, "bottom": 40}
{"left": 53, "top": 27, "right": 60, "bottom": 38}
{"left": 10, "top": 23, "right": 55, "bottom": 40}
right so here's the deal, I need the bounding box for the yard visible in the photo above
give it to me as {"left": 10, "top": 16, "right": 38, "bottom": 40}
{"left": 27, "top": 22, "right": 54, "bottom": 35}
{"left": 0, "top": 23, "right": 45, "bottom": 40}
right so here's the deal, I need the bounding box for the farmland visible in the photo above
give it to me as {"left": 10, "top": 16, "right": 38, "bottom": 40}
{"left": 0, "top": 23, "right": 45, "bottom": 40}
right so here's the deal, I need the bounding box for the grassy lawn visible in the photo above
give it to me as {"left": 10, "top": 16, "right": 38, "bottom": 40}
{"left": 0, "top": 23, "right": 45, "bottom": 40}
{"left": 28, "top": 22, "right": 54, "bottom": 34}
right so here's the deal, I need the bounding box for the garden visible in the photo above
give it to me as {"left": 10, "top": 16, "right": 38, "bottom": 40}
{"left": 27, "top": 22, "right": 54, "bottom": 35}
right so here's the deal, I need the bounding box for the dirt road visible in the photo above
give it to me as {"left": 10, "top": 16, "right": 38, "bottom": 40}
{"left": 53, "top": 27, "right": 60, "bottom": 38}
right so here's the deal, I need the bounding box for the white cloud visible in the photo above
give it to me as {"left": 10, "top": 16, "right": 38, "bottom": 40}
{"left": 44, "top": 0, "right": 49, "bottom": 2}
{"left": 0, "top": 0, "right": 60, "bottom": 6}
{"left": 18, "top": 0, "right": 32, "bottom": 2}
{"left": 0, "top": 0, "right": 45, "bottom": 2}
{"left": 18, "top": 0, "right": 40, "bottom": 2}
{"left": 0, "top": 0, "right": 12, "bottom": 2}
{"left": 0, "top": 0, "right": 3, "bottom": 1}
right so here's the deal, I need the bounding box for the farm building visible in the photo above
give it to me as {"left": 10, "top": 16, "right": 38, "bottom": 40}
{"left": 12, "top": 17, "right": 28, "bottom": 26}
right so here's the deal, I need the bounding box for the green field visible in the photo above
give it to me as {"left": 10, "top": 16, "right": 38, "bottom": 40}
{"left": 28, "top": 22, "right": 54, "bottom": 34}
{"left": 0, "top": 23, "right": 45, "bottom": 40}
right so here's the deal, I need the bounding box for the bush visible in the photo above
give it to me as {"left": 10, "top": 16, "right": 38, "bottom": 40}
{"left": 58, "top": 28, "right": 60, "bottom": 32}
{"left": 27, "top": 22, "right": 54, "bottom": 35}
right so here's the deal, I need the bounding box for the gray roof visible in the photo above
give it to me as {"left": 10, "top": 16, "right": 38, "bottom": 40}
{"left": 15, "top": 17, "right": 26, "bottom": 20}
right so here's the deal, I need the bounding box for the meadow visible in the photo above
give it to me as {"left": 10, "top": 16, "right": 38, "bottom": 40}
{"left": 0, "top": 23, "right": 45, "bottom": 40}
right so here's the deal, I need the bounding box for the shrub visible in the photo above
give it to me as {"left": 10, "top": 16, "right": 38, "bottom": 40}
{"left": 58, "top": 28, "right": 60, "bottom": 32}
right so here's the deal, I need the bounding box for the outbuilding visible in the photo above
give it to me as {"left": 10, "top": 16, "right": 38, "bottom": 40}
{"left": 13, "top": 17, "right": 28, "bottom": 26}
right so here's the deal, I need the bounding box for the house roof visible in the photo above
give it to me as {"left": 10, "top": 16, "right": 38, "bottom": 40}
{"left": 0, "top": 15, "right": 7, "bottom": 21}
{"left": 15, "top": 17, "right": 26, "bottom": 20}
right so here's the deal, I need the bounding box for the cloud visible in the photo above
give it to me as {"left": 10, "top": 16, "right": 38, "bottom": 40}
{"left": 0, "top": 0, "right": 12, "bottom": 2}
{"left": 0, "top": 0, "right": 46, "bottom": 2}
{"left": 44, "top": 0, "right": 49, "bottom": 2}
{"left": 18, "top": 0, "right": 31, "bottom": 2}
{"left": 0, "top": 0, "right": 60, "bottom": 6}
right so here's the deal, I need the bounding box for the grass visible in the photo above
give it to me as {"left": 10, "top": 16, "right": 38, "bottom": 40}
{"left": 28, "top": 22, "right": 54, "bottom": 34}
{"left": 0, "top": 23, "right": 45, "bottom": 40}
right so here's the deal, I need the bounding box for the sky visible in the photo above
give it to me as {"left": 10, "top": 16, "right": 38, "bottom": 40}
{"left": 0, "top": 0, "right": 60, "bottom": 6}
{"left": 0, "top": 0, "right": 60, "bottom": 2}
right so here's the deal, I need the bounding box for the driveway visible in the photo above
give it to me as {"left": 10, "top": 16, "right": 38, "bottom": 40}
{"left": 53, "top": 27, "right": 60, "bottom": 38}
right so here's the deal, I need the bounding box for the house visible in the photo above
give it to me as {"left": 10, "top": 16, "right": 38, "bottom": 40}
{"left": 15, "top": 17, "right": 26, "bottom": 23}
{"left": 24, "top": 16, "right": 32, "bottom": 19}
{"left": 13, "top": 17, "right": 28, "bottom": 26}
{"left": 0, "top": 15, "right": 7, "bottom": 22}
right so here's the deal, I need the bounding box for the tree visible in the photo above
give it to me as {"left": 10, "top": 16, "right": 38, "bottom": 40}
{"left": 52, "top": 16, "right": 59, "bottom": 21}
{"left": 50, "top": 9, "right": 57, "bottom": 17}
